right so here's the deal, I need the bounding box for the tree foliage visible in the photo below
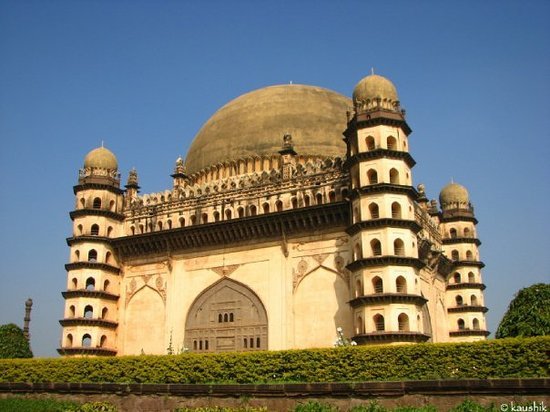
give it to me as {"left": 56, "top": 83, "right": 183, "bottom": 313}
{"left": 496, "top": 283, "right": 550, "bottom": 339}
{"left": 0, "top": 323, "right": 33, "bottom": 359}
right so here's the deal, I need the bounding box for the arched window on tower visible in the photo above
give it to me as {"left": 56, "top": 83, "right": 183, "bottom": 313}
{"left": 66, "top": 334, "right": 73, "bottom": 347}
{"left": 450, "top": 228, "right": 457, "bottom": 238}
{"left": 249, "top": 205, "right": 257, "bottom": 216}
{"left": 262, "top": 203, "right": 270, "bottom": 214}
{"left": 451, "top": 250, "right": 459, "bottom": 261}
{"left": 369, "top": 203, "right": 379, "bottom": 219}
{"left": 276, "top": 200, "right": 283, "bottom": 212}
{"left": 387, "top": 136, "right": 397, "bottom": 150}
{"left": 109, "top": 200, "right": 115, "bottom": 211}
{"left": 355, "top": 279, "right": 363, "bottom": 297}
{"left": 88, "top": 249, "right": 97, "bottom": 262}
{"left": 291, "top": 197, "right": 298, "bottom": 209}
{"left": 79, "top": 198, "right": 85, "bottom": 209}
{"left": 470, "top": 295, "right": 478, "bottom": 306}
{"left": 396, "top": 276, "right": 407, "bottom": 293}
{"left": 101, "top": 307, "right": 108, "bottom": 319}
{"left": 371, "top": 239, "right": 382, "bottom": 256}
{"left": 466, "top": 250, "right": 473, "bottom": 260}
{"left": 179, "top": 217, "right": 185, "bottom": 227}
{"left": 366, "top": 136, "right": 376, "bottom": 151}
{"left": 167, "top": 220, "right": 172, "bottom": 229}
{"left": 389, "top": 168, "right": 400, "bottom": 184}
{"left": 453, "top": 272, "right": 461, "bottom": 284}
{"left": 100, "top": 335, "right": 107, "bottom": 347}
{"left": 214, "top": 211, "right": 220, "bottom": 222}
{"left": 103, "top": 279, "right": 110, "bottom": 292}
{"left": 190, "top": 215, "right": 197, "bottom": 225}
{"left": 84, "top": 305, "right": 93, "bottom": 319}
{"left": 372, "top": 276, "right": 383, "bottom": 293}
{"left": 455, "top": 295, "right": 463, "bottom": 306}
{"left": 468, "top": 272, "right": 476, "bottom": 283}
{"left": 374, "top": 314, "right": 385, "bottom": 331}
{"left": 354, "top": 243, "right": 362, "bottom": 260}
{"left": 356, "top": 316, "right": 365, "bottom": 334}
{"left": 85, "top": 277, "right": 95, "bottom": 291}
{"left": 107, "top": 226, "right": 113, "bottom": 237}
{"left": 393, "top": 238, "right": 405, "bottom": 256}
{"left": 398, "top": 313, "right": 409, "bottom": 331}
{"left": 82, "top": 334, "right": 92, "bottom": 347}
{"left": 457, "top": 319, "right": 465, "bottom": 330}
{"left": 69, "top": 305, "right": 75, "bottom": 318}
{"left": 473, "top": 318, "right": 480, "bottom": 330}
{"left": 367, "top": 169, "right": 378, "bottom": 184}
{"left": 71, "top": 278, "right": 78, "bottom": 289}
{"left": 93, "top": 198, "right": 101, "bottom": 209}
{"left": 391, "top": 202, "right": 402, "bottom": 219}
{"left": 237, "top": 207, "right": 244, "bottom": 218}
{"left": 202, "top": 213, "right": 208, "bottom": 224}
{"left": 105, "top": 251, "right": 112, "bottom": 264}
{"left": 464, "top": 227, "right": 471, "bottom": 238}
{"left": 77, "top": 224, "right": 83, "bottom": 235}
{"left": 90, "top": 224, "right": 99, "bottom": 236}
{"left": 157, "top": 221, "right": 163, "bottom": 231}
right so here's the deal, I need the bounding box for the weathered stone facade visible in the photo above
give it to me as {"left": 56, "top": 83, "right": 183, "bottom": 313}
{"left": 59, "top": 74, "right": 488, "bottom": 356}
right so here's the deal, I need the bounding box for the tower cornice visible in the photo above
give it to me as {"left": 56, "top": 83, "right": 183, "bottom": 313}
{"left": 346, "top": 219, "right": 422, "bottom": 236}
{"left": 344, "top": 149, "right": 416, "bottom": 169}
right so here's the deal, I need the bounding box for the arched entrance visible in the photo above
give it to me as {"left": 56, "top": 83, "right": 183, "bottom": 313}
{"left": 185, "top": 278, "right": 268, "bottom": 352}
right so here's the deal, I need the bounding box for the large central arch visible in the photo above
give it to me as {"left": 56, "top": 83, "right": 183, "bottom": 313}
{"left": 185, "top": 278, "right": 268, "bottom": 352}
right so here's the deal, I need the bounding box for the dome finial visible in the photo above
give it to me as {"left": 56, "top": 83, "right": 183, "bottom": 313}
{"left": 371, "top": 67, "right": 375, "bottom": 75}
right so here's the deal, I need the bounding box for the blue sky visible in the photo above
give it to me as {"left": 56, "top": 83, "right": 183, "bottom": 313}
{"left": 0, "top": 0, "right": 548, "bottom": 357}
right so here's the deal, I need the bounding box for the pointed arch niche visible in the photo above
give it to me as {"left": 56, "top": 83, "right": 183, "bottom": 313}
{"left": 293, "top": 266, "right": 352, "bottom": 349}
{"left": 184, "top": 278, "right": 268, "bottom": 352}
{"left": 124, "top": 285, "right": 166, "bottom": 355}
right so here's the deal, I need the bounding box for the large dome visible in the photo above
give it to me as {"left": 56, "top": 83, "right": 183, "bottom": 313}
{"left": 83, "top": 146, "right": 118, "bottom": 170}
{"left": 185, "top": 84, "right": 352, "bottom": 174}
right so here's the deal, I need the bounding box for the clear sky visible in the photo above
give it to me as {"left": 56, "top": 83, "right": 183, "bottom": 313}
{"left": 0, "top": 0, "right": 548, "bottom": 357}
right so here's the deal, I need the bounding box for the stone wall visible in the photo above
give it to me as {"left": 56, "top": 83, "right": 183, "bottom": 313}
{"left": 1, "top": 379, "right": 548, "bottom": 411}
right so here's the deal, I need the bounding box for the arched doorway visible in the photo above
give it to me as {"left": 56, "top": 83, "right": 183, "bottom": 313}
{"left": 185, "top": 278, "right": 268, "bottom": 352}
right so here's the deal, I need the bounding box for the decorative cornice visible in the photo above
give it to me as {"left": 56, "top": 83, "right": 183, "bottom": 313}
{"left": 449, "top": 330, "right": 490, "bottom": 337}
{"left": 349, "top": 293, "right": 427, "bottom": 308}
{"left": 65, "top": 262, "right": 120, "bottom": 275}
{"left": 442, "top": 237, "right": 481, "bottom": 246}
{"left": 351, "top": 184, "right": 419, "bottom": 199}
{"left": 345, "top": 110, "right": 412, "bottom": 136}
{"left": 453, "top": 260, "right": 485, "bottom": 269}
{"left": 352, "top": 331, "right": 430, "bottom": 344}
{"left": 346, "top": 256, "right": 425, "bottom": 271}
{"left": 346, "top": 219, "right": 422, "bottom": 236}
{"left": 112, "top": 202, "right": 350, "bottom": 259}
{"left": 440, "top": 212, "right": 478, "bottom": 225}
{"left": 59, "top": 318, "right": 118, "bottom": 329}
{"left": 57, "top": 347, "right": 117, "bottom": 356}
{"left": 66, "top": 236, "right": 112, "bottom": 246}
{"left": 70, "top": 209, "right": 125, "bottom": 222}
{"left": 73, "top": 183, "right": 124, "bottom": 196}
{"left": 345, "top": 150, "right": 416, "bottom": 169}
{"left": 447, "top": 305, "right": 488, "bottom": 314}
{"left": 446, "top": 283, "right": 487, "bottom": 291}
{"left": 62, "top": 290, "right": 119, "bottom": 301}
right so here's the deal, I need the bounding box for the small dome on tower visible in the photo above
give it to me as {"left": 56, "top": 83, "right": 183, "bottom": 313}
{"left": 353, "top": 74, "right": 399, "bottom": 106}
{"left": 83, "top": 146, "right": 118, "bottom": 170}
{"left": 439, "top": 182, "right": 470, "bottom": 209}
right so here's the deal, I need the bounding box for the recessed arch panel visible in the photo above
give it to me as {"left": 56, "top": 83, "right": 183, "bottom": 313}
{"left": 185, "top": 278, "right": 268, "bottom": 352}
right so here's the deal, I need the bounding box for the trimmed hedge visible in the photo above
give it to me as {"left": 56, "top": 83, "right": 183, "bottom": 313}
{"left": 0, "top": 337, "right": 548, "bottom": 384}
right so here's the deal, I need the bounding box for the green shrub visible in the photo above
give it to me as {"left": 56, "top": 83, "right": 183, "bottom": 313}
{"left": 294, "top": 401, "right": 338, "bottom": 412}
{"left": 0, "top": 337, "right": 547, "bottom": 384}
{"left": 0, "top": 397, "right": 116, "bottom": 412}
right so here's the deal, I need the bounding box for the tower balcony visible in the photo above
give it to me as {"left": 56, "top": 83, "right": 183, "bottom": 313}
{"left": 352, "top": 331, "right": 430, "bottom": 344}
{"left": 452, "top": 260, "right": 485, "bottom": 269}
{"left": 347, "top": 256, "right": 425, "bottom": 271}
{"left": 447, "top": 305, "right": 488, "bottom": 314}
{"left": 62, "top": 290, "right": 119, "bottom": 301}
{"left": 449, "top": 329, "right": 490, "bottom": 338}
{"left": 446, "top": 282, "right": 486, "bottom": 291}
{"left": 65, "top": 262, "right": 120, "bottom": 275}
{"left": 345, "top": 149, "right": 416, "bottom": 169}
{"left": 57, "top": 347, "right": 117, "bottom": 356}
{"left": 70, "top": 209, "right": 125, "bottom": 222}
{"left": 349, "top": 293, "right": 427, "bottom": 308}
{"left": 346, "top": 219, "right": 421, "bottom": 236}
{"left": 59, "top": 317, "right": 118, "bottom": 329}
{"left": 66, "top": 236, "right": 112, "bottom": 246}
{"left": 442, "top": 237, "right": 481, "bottom": 246}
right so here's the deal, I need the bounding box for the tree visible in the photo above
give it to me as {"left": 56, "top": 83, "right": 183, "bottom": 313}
{"left": 496, "top": 283, "right": 550, "bottom": 339}
{"left": 0, "top": 323, "right": 33, "bottom": 358}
